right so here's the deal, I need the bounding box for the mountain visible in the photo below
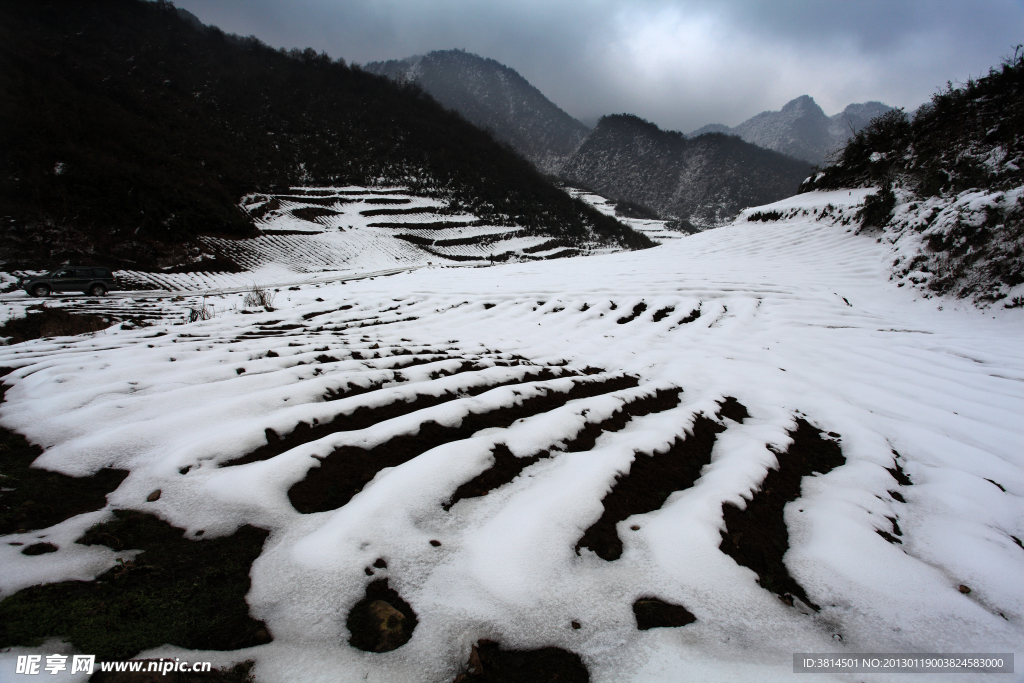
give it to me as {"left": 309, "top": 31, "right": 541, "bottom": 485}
{"left": 691, "top": 96, "right": 893, "bottom": 165}
{"left": 365, "top": 50, "right": 590, "bottom": 174}
{"left": 798, "top": 52, "right": 1024, "bottom": 305}
{"left": 0, "top": 1, "right": 649, "bottom": 272}
{"left": 560, "top": 114, "right": 813, "bottom": 227}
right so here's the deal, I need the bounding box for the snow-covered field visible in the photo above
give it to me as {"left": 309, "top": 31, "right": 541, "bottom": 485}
{"left": 106, "top": 186, "right": 603, "bottom": 292}
{"left": 1, "top": 190, "right": 1022, "bottom": 682}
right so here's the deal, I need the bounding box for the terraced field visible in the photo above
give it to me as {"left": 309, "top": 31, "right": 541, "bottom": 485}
{"left": 0, "top": 189, "right": 1021, "bottom": 682}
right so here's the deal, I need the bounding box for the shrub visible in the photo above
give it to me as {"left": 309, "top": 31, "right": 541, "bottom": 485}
{"left": 858, "top": 185, "right": 896, "bottom": 228}
{"left": 243, "top": 284, "right": 276, "bottom": 311}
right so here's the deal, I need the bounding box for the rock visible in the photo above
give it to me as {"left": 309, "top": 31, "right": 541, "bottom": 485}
{"left": 367, "top": 600, "right": 407, "bottom": 652}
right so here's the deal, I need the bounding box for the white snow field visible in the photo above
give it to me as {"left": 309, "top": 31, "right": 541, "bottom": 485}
{"left": 1, "top": 189, "right": 1022, "bottom": 682}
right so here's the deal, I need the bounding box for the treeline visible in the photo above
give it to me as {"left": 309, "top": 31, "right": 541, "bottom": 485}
{"left": 800, "top": 49, "right": 1024, "bottom": 196}
{"left": 0, "top": 0, "right": 651, "bottom": 269}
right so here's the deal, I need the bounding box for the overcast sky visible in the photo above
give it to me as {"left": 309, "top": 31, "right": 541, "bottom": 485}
{"left": 174, "top": 0, "right": 1024, "bottom": 132}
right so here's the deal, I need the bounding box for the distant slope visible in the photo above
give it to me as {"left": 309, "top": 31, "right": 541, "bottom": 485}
{"left": 0, "top": 2, "right": 650, "bottom": 271}
{"left": 560, "top": 114, "right": 813, "bottom": 227}
{"left": 691, "top": 96, "right": 893, "bottom": 165}
{"left": 799, "top": 53, "right": 1024, "bottom": 305}
{"left": 365, "top": 50, "right": 590, "bottom": 174}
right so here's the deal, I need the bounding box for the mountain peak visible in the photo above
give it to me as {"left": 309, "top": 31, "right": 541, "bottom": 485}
{"left": 778, "top": 94, "right": 827, "bottom": 118}
{"left": 690, "top": 96, "right": 892, "bottom": 164}
{"left": 780, "top": 94, "right": 822, "bottom": 114}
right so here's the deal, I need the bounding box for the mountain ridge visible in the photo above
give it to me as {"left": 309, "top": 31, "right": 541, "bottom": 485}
{"left": 365, "top": 50, "right": 590, "bottom": 174}
{"left": 691, "top": 96, "right": 893, "bottom": 164}
{"left": 560, "top": 114, "right": 813, "bottom": 227}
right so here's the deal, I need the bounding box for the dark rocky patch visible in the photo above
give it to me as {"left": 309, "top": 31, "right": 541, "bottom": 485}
{"left": 633, "top": 597, "right": 697, "bottom": 630}
{"left": 454, "top": 640, "right": 589, "bottom": 683}
{"left": 346, "top": 579, "right": 417, "bottom": 652}
{"left": 718, "top": 418, "right": 846, "bottom": 610}
{"left": 288, "top": 374, "right": 640, "bottom": 513}
{"left": 0, "top": 511, "right": 270, "bottom": 661}
{"left": 575, "top": 400, "right": 743, "bottom": 561}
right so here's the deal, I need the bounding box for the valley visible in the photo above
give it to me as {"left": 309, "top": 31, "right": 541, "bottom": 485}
{"left": 1, "top": 188, "right": 1022, "bottom": 682}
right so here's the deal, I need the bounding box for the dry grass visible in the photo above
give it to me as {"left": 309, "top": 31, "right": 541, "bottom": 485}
{"left": 242, "top": 285, "right": 276, "bottom": 311}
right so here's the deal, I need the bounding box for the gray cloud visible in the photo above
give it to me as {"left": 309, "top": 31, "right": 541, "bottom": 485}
{"left": 174, "top": 0, "right": 1024, "bottom": 132}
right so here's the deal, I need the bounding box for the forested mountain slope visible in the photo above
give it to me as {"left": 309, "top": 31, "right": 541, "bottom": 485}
{"left": 0, "top": 1, "right": 649, "bottom": 271}
{"left": 365, "top": 50, "right": 590, "bottom": 175}
{"left": 560, "top": 114, "right": 812, "bottom": 227}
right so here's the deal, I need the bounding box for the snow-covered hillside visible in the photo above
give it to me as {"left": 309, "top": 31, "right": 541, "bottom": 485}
{"left": 1, "top": 190, "right": 1021, "bottom": 682}
{"left": 16, "top": 186, "right": 619, "bottom": 293}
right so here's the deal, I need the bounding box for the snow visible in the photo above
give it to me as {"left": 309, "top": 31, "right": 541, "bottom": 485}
{"left": 1, "top": 189, "right": 1023, "bottom": 682}
{"left": 52, "top": 186, "right": 616, "bottom": 293}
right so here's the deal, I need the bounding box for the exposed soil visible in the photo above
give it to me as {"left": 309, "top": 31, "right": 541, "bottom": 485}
{"left": 291, "top": 207, "right": 341, "bottom": 222}
{"left": 288, "top": 374, "right": 640, "bottom": 514}
{"left": 360, "top": 207, "right": 430, "bottom": 217}
{"left": 454, "top": 640, "right": 589, "bottom": 683}
{"left": 0, "top": 307, "right": 117, "bottom": 345}
{"left": 884, "top": 454, "right": 917, "bottom": 485}
{"left": 346, "top": 579, "right": 418, "bottom": 653}
{"left": 677, "top": 307, "right": 701, "bottom": 324}
{"left": 718, "top": 418, "right": 845, "bottom": 610}
{"left": 21, "top": 542, "right": 59, "bottom": 555}
{"left": 716, "top": 396, "right": 750, "bottom": 423}
{"left": 395, "top": 233, "right": 436, "bottom": 246}
{"left": 443, "top": 444, "right": 545, "bottom": 511}
{"left": 0, "top": 382, "right": 129, "bottom": 535}
{"left": 616, "top": 302, "right": 648, "bottom": 324}
{"left": 222, "top": 366, "right": 567, "bottom": 468}
{"left": 0, "top": 511, "right": 271, "bottom": 660}
{"left": 632, "top": 598, "right": 697, "bottom": 630}
{"left": 575, "top": 400, "right": 743, "bottom": 561}
{"left": 361, "top": 197, "right": 412, "bottom": 205}
{"left": 651, "top": 306, "right": 675, "bottom": 322}
{"left": 368, "top": 221, "right": 477, "bottom": 230}
{"left": 443, "top": 387, "right": 683, "bottom": 510}
{"left": 90, "top": 661, "right": 255, "bottom": 683}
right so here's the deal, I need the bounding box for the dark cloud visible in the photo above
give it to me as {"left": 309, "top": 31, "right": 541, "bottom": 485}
{"left": 174, "top": 0, "right": 1024, "bottom": 132}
